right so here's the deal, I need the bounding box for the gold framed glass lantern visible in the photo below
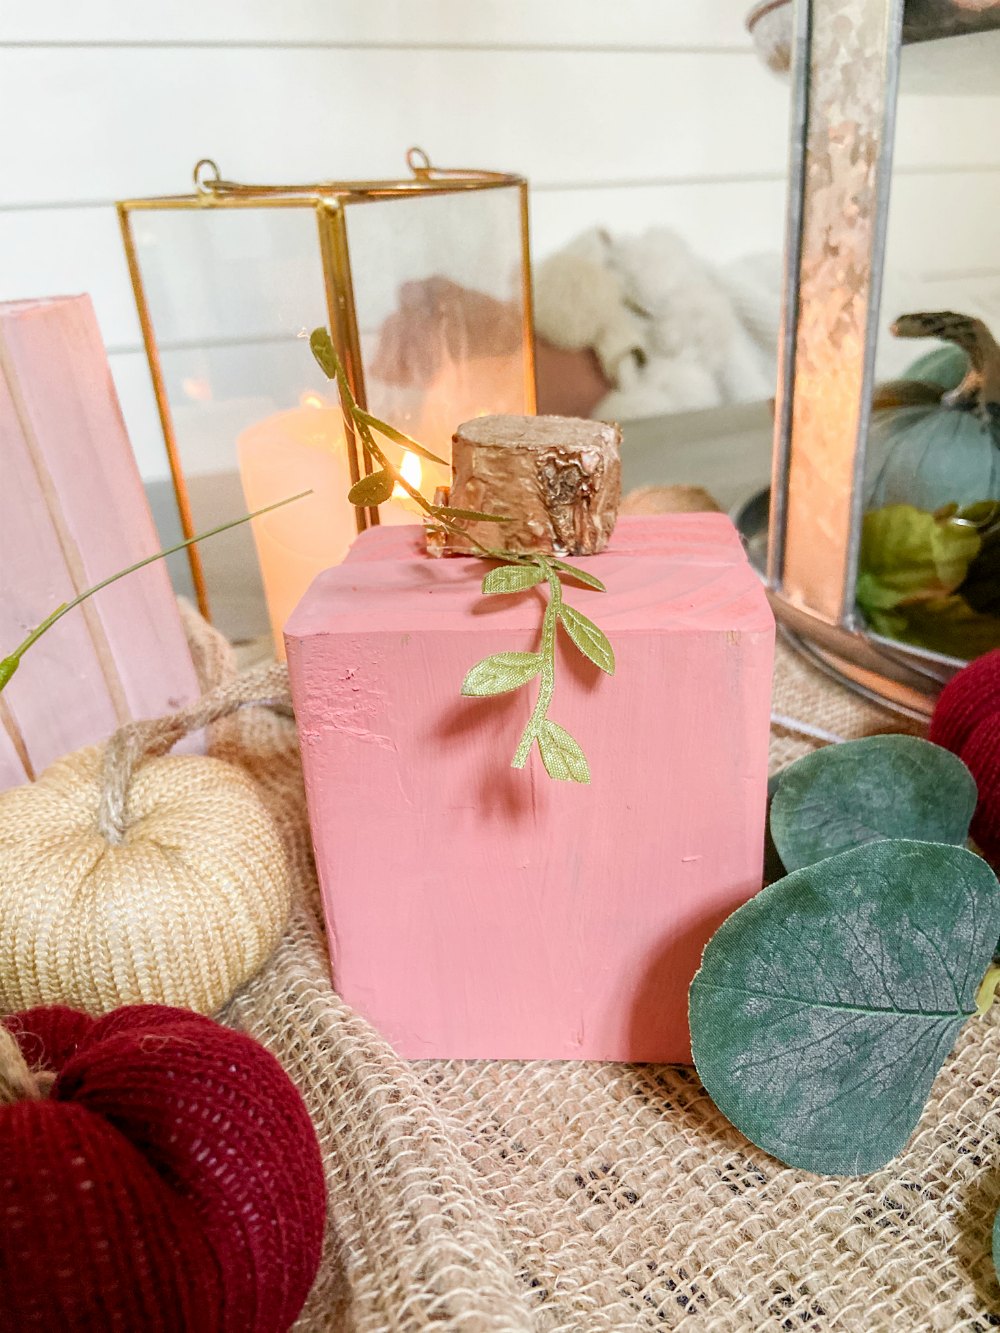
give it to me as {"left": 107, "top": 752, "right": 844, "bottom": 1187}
{"left": 118, "top": 150, "right": 536, "bottom": 649}
{"left": 759, "top": 0, "right": 1000, "bottom": 718}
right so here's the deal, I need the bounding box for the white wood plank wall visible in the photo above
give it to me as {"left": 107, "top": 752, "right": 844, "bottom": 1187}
{"left": 0, "top": 0, "right": 997, "bottom": 480}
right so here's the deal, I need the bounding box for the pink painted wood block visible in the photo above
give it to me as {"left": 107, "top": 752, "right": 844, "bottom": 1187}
{"left": 0, "top": 295, "right": 200, "bottom": 789}
{"left": 286, "top": 514, "right": 775, "bottom": 1062}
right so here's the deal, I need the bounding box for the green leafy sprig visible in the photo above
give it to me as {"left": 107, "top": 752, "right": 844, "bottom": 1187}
{"left": 857, "top": 502, "right": 1000, "bottom": 658}
{"left": 463, "top": 555, "right": 614, "bottom": 783}
{"left": 309, "top": 327, "right": 615, "bottom": 782}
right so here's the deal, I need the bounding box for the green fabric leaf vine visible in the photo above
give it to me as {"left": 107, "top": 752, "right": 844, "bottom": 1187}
{"left": 309, "top": 326, "right": 616, "bottom": 783}
{"left": 769, "top": 734, "right": 977, "bottom": 873}
{"left": 468, "top": 555, "right": 611, "bottom": 783}
{"left": 690, "top": 838, "right": 1000, "bottom": 1175}
{"left": 431, "top": 505, "right": 512, "bottom": 524}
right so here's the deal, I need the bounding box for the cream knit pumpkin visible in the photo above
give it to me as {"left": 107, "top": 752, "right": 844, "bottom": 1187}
{"left": 0, "top": 670, "right": 292, "bottom": 1016}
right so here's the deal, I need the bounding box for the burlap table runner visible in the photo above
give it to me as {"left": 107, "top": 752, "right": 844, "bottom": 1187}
{"left": 185, "top": 603, "right": 997, "bottom": 1331}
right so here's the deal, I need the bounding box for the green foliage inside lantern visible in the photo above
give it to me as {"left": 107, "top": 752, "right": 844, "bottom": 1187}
{"left": 858, "top": 312, "right": 1000, "bottom": 658}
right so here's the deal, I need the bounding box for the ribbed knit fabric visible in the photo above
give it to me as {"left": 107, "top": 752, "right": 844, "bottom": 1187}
{"left": 929, "top": 650, "right": 1000, "bottom": 859}
{"left": 0, "top": 1005, "right": 326, "bottom": 1332}
{"left": 0, "top": 745, "right": 292, "bottom": 1016}
{"left": 929, "top": 649, "right": 1000, "bottom": 756}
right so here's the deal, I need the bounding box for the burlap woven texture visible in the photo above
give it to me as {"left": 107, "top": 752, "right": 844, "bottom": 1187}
{"left": 186, "top": 604, "right": 998, "bottom": 1332}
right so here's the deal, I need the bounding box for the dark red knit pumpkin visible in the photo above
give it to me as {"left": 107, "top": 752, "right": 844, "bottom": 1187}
{"left": 0, "top": 1004, "right": 325, "bottom": 1332}
{"left": 930, "top": 649, "right": 1000, "bottom": 862}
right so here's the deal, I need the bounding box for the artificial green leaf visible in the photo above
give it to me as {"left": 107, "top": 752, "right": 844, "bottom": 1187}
{"left": 481, "top": 564, "right": 545, "bottom": 595}
{"left": 770, "top": 735, "right": 976, "bottom": 874}
{"left": 549, "top": 559, "right": 606, "bottom": 592}
{"left": 865, "top": 593, "right": 1000, "bottom": 659}
{"left": 354, "top": 410, "right": 448, "bottom": 466}
{"left": 856, "top": 505, "right": 980, "bottom": 614}
{"left": 348, "top": 470, "right": 395, "bottom": 507}
{"left": 310, "top": 327, "right": 338, "bottom": 379}
{"left": 689, "top": 839, "right": 1000, "bottom": 1175}
{"left": 536, "top": 720, "right": 590, "bottom": 783}
{"left": 461, "top": 651, "right": 543, "bottom": 697}
{"left": 431, "top": 505, "right": 512, "bottom": 524}
{"left": 559, "top": 605, "right": 615, "bottom": 675}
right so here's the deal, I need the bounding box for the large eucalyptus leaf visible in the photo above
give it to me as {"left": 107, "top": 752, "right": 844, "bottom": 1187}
{"left": 689, "top": 839, "right": 1000, "bottom": 1175}
{"left": 770, "top": 735, "right": 976, "bottom": 874}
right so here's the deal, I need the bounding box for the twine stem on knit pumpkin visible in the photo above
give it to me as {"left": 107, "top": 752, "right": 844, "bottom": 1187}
{"left": 0, "top": 1026, "right": 53, "bottom": 1104}
{"left": 97, "top": 663, "right": 292, "bottom": 844}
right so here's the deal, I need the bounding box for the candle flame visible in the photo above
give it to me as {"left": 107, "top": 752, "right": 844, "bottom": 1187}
{"left": 393, "top": 450, "right": 422, "bottom": 498}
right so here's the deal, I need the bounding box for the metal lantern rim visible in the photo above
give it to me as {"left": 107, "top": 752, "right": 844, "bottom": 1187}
{"left": 117, "top": 148, "right": 528, "bottom": 212}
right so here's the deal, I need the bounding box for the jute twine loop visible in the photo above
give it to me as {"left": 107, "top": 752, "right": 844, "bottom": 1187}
{"left": 0, "top": 1026, "right": 54, "bottom": 1105}
{"left": 97, "top": 662, "right": 291, "bottom": 844}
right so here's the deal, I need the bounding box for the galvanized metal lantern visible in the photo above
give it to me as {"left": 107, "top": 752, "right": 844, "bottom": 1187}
{"left": 764, "top": 0, "right": 1000, "bottom": 717}
{"left": 118, "top": 150, "right": 536, "bottom": 648}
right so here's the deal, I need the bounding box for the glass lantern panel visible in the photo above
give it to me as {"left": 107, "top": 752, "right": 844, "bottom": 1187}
{"left": 859, "top": 33, "right": 1000, "bottom": 661}
{"left": 345, "top": 185, "right": 531, "bottom": 500}
{"left": 127, "top": 205, "right": 350, "bottom": 648}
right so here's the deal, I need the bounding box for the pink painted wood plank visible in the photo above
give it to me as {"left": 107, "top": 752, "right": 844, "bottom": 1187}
{"left": 287, "top": 514, "right": 775, "bottom": 1062}
{"left": 0, "top": 363, "right": 120, "bottom": 784}
{"left": 0, "top": 295, "right": 199, "bottom": 788}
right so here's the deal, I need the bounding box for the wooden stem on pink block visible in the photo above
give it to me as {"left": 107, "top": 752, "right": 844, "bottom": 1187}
{"left": 437, "top": 413, "right": 621, "bottom": 557}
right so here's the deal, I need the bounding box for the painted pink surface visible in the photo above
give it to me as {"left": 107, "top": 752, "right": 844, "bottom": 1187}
{"left": 286, "top": 515, "right": 775, "bottom": 1061}
{"left": 0, "top": 295, "right": 200, "bottom": 788}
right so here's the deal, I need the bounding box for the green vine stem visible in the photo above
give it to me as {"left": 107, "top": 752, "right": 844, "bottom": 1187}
{"left": 309, "top": 327, "right": 615, "bottom": 782}
{"left": 512, "top": 558, "right": 561, "bottom": 768}
{"left": 0, "top": 491, "right": 310, "bottom": 692}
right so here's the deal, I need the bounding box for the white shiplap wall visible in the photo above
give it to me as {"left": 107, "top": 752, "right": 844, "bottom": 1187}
{"left": 0, "top": 0, "right": 997, "bottom": 479}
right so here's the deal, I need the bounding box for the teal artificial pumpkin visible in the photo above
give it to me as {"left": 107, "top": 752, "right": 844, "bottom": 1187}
{"left": 903, "top": 341, "right": 968, "bottom": 393}
{"left": 866, "top": 312, "right": 1000, "bottom": 512}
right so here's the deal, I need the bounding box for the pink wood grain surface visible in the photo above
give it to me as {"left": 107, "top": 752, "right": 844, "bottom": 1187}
{"left": 0, "top": 295, "right": 199, "bottom": 788}
{"left": 286, "top": 515, "right": 775, "bottom": 1062}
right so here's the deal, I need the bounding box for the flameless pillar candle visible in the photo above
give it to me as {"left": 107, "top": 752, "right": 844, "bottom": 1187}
{"left": 237, "top": 396, "right": 427, "bottom": 657}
